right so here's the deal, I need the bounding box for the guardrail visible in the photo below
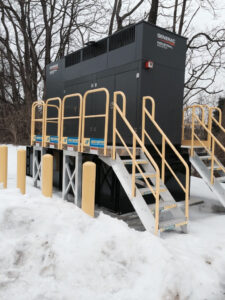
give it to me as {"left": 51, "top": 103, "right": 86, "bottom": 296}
{"left": 81, "top": 88, "right": 109, "bottom": 156}
{"left": 142, "top": 96, "right": 189, "bottom": 221}
{"left": 61, "top": 93, "right": 82, "bottom": 151}
{"left": 182, "top": 105, "right": 210, "bottom": 148}
{"left": 31, "top": 100, "right": 46, "bottom": 147}
{"left": 112, "top": 91, "right": 161, "bottom": 235}
{"left": 44, "top": 97, "right": 62, "bottom": 149}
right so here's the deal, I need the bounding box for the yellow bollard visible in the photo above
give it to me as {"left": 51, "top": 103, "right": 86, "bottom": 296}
{"left": 17, "top": 150, "right": 22, "bottom": 188}
{"left": 0, "top": 146, "right": 2, "bottom": 183}
{"left": 0, "top": 145, "right": 8, "bottom": 189}
{"left": 17, "top": 149, "right": 26, "bottom": 194}
{"left": 82, "top": 161, "right": 96, "bottom": 217}
{"left": 42, "top": 154, "right": 53, "bottom": 197}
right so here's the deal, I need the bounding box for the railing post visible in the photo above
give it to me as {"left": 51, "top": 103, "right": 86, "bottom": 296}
{"left": 211, "top": 138, "right": 215, "bottom": 185}
{"left": 112, "top": 95, "right": 116, "bottom": 160}
{"left": 161, "top": 136, "right": 165, "bottom": 183}
{"left": 191, "top": 108, "right": 195, "bottom": 157}
{"left": 142, "top": 98, "right": 145, "bottom": 144}
{"left": 132, "top": 135, "right": 136, "bottom": 197}
{"left": 154, "top": 172, "right": 160, "bottom": 235}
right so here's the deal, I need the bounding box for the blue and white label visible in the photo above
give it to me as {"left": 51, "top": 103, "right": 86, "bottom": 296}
{"left": 90, "top": 138, "right": 104, "bottom": 148}
{"left": 35, "top": 135, "right": 42, "bottom": 142}
{"left": 50, "top": 136, "right": 58, "bottom": 144}
{"left": 67, "top": 137, "right": 78, "bottom": 146}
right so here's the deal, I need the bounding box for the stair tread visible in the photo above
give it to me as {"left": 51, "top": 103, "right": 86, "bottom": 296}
{"left": 200, "top": 155, "right": 211, "bottom": 160}
{"left": 207, "top": 165, "right": 222, "bottom": 170}
{"left": 149, "top": 200, "right": 177, "bottom": 211}
{"left": 139, "top": 186, "right": 167, "bottom": 195}
{"left": 159, "top": 218, "right": 187, "bottom": 229}
{"left": 135, "top": 172, "right": 155, "bottom": 178}
{"left": 123, "top": 159, "right": 148, "bottom": 165}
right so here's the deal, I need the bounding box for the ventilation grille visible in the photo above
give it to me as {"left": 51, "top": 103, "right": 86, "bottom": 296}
{"left": 109, "top": 26, "right": 135, "bottom": 51}
{"left": 83, "top": 39, "right": 107, "bottom": 61}
{"left": 65, "top": 51, "right": 81, "bottom": 68}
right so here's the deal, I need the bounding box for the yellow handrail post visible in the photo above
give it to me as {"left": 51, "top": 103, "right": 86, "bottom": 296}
{"left": 0, "top": 145, "right": 8, "bottom": 189}
{"left": 132, "top": 135, "right": 136, "bottom": 197}
{"left": 191, "top": 108, "right": 195, "bottom": 157}
{"left": 82, "top": 161, "right": 96, "bottom": 217}
{"left": 210, "top": 139, "right": 215, "bottom": 185}
{"left": 17, "top": 149, "right": 26, "bottom": 194}
{"left": 42, "top": 154, "right": 53, "bottom": 197}
{"left": 112, "top": 93, "right": 117, "bottom": 160}
{"left": 161, "top": 136, "right": 165, "bottom": 183}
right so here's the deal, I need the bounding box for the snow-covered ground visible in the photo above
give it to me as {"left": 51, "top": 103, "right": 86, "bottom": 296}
{"left": 0, "top": 145, "right": 225, "bottom": 300}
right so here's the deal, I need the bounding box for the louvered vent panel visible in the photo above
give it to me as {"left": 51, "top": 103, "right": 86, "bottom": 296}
{"left": 65, "top": 51, "right": 81, "bottom": 68}
{"left": 83, "top": 39, "right": 107, "bottom": 61}
{"left": 109, "top": 26, "right": 135, "bottom": 51}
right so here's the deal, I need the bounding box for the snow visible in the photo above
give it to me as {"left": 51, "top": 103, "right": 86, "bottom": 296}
{"left": 0, "top": 145, "right": 225, "bottom": 300}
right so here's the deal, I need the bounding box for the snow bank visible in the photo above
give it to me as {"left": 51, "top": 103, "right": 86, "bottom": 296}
{"left": 0, "top": 145, "right": 225, "bottom": 300}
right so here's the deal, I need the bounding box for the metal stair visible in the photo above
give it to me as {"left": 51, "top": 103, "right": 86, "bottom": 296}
{"left": 190, "top": 151, "right": 225, "bottom": 207}
{"left": 182, "top": 104, "right": 225, "bottom": 208}
{"left": 100, "top": 150, "right": 187, "bottom": 235}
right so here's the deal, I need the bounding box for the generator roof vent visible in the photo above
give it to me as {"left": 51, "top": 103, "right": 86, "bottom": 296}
{"left": 109, "top": 26, "right": 135, "bottom": 51}
{"left": 65, "top": 50, "right": 81, "bottom": 68}
{"left": 83, "top": 38, "right": 107, "bottom": 61}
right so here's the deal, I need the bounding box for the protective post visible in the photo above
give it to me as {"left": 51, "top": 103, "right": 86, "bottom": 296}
{"left": 17, "top": 150, "right": 22, "bottom": 188}
{"left": 0, "top": 145, "right": 8, "bottom": 189}
{"left": 42, "top": 154, "right": 53, "bottom": 197}
{"left": 82, "top": 162, "right": 96, "bottom": 217}
{"left": 17, "top": 149, "right": 26, "bottom": 194}
{"left": 0, "top": 146, "right": 2, "bottom": 183}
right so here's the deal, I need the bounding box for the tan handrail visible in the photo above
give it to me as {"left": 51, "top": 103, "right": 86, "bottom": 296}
{"left": 61, "top": 93, "right": 82, "bottom": 151}
{"left": 31, "top": 100, "right": 46, "bottom": 147}
{"left": 44, "top": 97, "right": 62, "bottom": 148}
{"left": 191, "top": 111, "right": 225, "bottom": 184}
{"left": 142, "top": 97, "right": 189, "bottom": 221}
{"left": 182, "top": 105, "right": 210, "bottom": 147}
{"left": 81, "top": 88, "right": 109, "bottom": 156}
{"left": 112, "top": 91, "right": 160, "bottom": 235}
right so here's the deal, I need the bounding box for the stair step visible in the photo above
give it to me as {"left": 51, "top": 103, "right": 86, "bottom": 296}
{"left": 159, "top": 218, "right": 187, "bottom": 232}
{"left": 139, "top": 187, "right": 167, "bottom": 196}
{"left": 123, "top": 159, "right": 148, "bottom": 165}
{"left": 217, "top": 176, "right": 225, "bottom": 183}
{"left": 149, "top": 201, "right": 177, "bottom": 212}
{"left": 200, "top": 155, "right": 211, "bottom": 160}
{"left": 135, "top": 173, "right": 155, "bottom": 179}
{"left": 207, "top": 165, "right": 222, "bottom": 170}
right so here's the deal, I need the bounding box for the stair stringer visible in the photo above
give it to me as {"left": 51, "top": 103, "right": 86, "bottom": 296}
{"left": 100, "top": 154, "right": 156, "bottom": 234}
{"left": 140, "top": 151, "right": 188, "bottom": 233}
{"left": 190, "top": 152, "right": 225, "bottom": 207}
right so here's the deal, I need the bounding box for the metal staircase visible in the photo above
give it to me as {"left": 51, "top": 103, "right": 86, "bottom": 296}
{"left": 110, "top": 91, "right": 189, "bottom": 235}
{"left": 183, "top": 104, "right": 225, "bottom": 207}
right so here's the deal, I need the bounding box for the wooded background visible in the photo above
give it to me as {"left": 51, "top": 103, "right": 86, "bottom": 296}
{"left": 0, "top": 0, "right": 224, "bottom": 144}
